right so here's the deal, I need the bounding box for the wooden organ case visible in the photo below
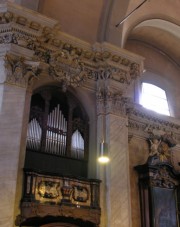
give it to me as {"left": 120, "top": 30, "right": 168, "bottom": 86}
{"left": 17, "top": 87, "right": 101, "bottom": 227}
{"left": 25, "top": 87, "right": 89, "bottom": 177}
{"left": 135, "top": 134, "right": 180, "bottom": 227}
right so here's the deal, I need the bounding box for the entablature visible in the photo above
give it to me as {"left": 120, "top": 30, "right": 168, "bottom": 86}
{"left": 0, "top": 2, "right": 144, "bottom": 94}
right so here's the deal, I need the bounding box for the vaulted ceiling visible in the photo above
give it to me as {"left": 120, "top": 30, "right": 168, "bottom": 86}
{"left": 15, "top": 0, "right": 180, "bottom": 70}
{"left": 36, "top": 0, "right": 180, "bottom": 68}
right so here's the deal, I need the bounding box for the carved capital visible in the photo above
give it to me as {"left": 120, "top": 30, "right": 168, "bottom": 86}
{"left": 96, "top": 78, "right": 132, "bottom": 116}
{"left": 4, "top": 54, "right": 40, "bottom": 88}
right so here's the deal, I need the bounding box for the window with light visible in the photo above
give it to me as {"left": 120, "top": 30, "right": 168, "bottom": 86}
{"left": 140, "top": 83, "right": 170, "bottom": 116}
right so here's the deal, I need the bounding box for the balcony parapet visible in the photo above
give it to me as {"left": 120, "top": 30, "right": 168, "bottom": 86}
{"left": 17, "top": 169, "right": 101, "bottom": 226}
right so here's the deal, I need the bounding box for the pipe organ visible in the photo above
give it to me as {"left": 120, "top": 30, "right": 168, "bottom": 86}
{"left": 26, "top": 89, "right": 88, "bottom": 161}
{"left": 27, "top": 104, "right": 85, "bottom": 159}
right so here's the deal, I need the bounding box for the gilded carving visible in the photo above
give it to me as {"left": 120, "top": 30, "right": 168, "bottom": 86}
{"left": 72, "top": 185, "right": 89, "bottom": 203}
{"left": 150, "top": 167, "right": 176, "bottom": 189}
{"left": 0, "top": 11, "right": 13, "bottom": 23}
{"left": 29, "top": 21, "right": 41, "bottom": 31}
{"left": 112, "top": 55, "right": 121, "bottom": 62}
{"left": 61, "top": 184, "right": 73, "bottom": 202}
{"left": 38, "top": 181, "right": 60, "bottom": 199}
{"left": 16, "top": 16, "right": 27, "bottom": 26}
{"left": 19, "top": 170, "right": 100, "bottom": 226}
{"left": 147, "top": 133, "right": 176, "bottom": 165}
{"left": 121, "top": 58, "right": 130, "bottom": 66}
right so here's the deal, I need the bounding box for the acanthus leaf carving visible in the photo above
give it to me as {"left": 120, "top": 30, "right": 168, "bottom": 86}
{"left": 96, "top": 76, "right": 132, "bottom": 116}
{"left": 4, "top": 54, "right": 41, "bottom": 88}
{"left": 0, "top": 6, "right": 143, "bottom": 93}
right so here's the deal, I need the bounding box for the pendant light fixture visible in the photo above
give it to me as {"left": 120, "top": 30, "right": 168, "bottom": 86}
{"left": 98, "top": 140, "right": 110, "bottom": 164}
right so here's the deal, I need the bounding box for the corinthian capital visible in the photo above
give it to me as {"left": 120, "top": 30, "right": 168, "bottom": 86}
{"left": 4, "top": 54, "right": 40, "bottom": 88}
{"left": 96, "top": 76, "right": 132, "bottom": 116}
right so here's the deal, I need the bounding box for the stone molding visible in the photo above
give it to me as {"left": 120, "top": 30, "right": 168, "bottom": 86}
{"left": 0, "top": 2, "right": 144, "bottom": 92}
{"left": 127, "top": 104, "right": 180, "bottom": 144}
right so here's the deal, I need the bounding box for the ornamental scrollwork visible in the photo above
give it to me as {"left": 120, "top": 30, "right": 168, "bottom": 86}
{"left": 150, "top": 167, "right": 176, "bottom": 189}
{"left": 72, "top": 185, "right": 89, "bottom": 202}
{"left": 0, "top": 11, "right": 13, "bottom": 24}
{"left": 0, "top": 6, "right": 143, "bottom": 92}
{"left": 38, "top": 181, "right": 60, "bottom": 199}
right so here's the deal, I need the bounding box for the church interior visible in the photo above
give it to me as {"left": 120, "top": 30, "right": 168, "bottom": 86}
{"left": 0, "top": 0, "right": 180, "bottom": 226}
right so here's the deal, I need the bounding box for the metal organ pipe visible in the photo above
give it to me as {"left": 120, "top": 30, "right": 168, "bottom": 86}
{"left": 44, "top": 104, "right": 67, "bottom": 156}
{"left": 27, "top": 104, "right": 68, "bottom": 156}
{"left": 27, "top": 119, "right": 42, "bottom": 151}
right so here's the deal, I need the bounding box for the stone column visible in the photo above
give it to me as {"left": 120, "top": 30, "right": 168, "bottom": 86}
{"left": 96, "top": 76, "right": 132, "bottom": 227}
{"left": 0, "top": 53, "right": 39, "bottom": 227}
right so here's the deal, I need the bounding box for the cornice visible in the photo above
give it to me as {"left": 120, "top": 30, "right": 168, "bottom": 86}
{"left": 1, "top": 2, "right": 57, "bottom": 28}
{"left": 127, "top": 103, "right": 180, "bottom": 144}
{"left": 0, "top": 2, "right": 144, "bottom": 92}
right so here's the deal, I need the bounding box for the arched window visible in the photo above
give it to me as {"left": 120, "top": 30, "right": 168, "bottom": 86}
{"left": 25, "top": 86, "right": 89, "bottom": 177}
{"left": 140, "top": 83, "right": 170, "bottom": 116}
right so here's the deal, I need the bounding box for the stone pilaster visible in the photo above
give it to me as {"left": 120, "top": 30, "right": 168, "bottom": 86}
{"left": 0, "top": 51, "right": 34, "bottom": 227}
{"left": 0, "top": 85, "right": 25, "bottom": 226}
{"left": 106, "top": 114, "right": 131, "bottom": 227}
{"left": 96, "top": 76, "right": 132, "bottom": 227}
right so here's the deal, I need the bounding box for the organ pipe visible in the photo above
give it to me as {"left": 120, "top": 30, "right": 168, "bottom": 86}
{"left": 27, "top": 103, "right": 85, "bottom": 160}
